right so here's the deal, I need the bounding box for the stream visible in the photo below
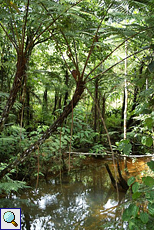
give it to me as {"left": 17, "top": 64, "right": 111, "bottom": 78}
{"left": 0, "top": 156, "right": 151, "bottom": 230}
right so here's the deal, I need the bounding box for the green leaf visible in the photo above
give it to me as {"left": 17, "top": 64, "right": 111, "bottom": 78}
{"left": 132, "top": 182, "right": 139, "bottom": 193}
{"left": 145, "top": 137, "right": 153, "bottom": 147}
{"left": 129, "top": 221, "right": 139, "bottom": 230}
{"left": 117, "top": 139, "right": 132, "bottom": 155}
{"left": 148, "top": 203, "right": 154, "bottom": 216}
{"left": 142, "top": 176, "right": 154, "bottom": 187}
{"left": 124, "top": 204, "right": 139, "bottom": 219}
{"left": 122, "top": 208, "right": 130, "bottom": 221}
{"left": 129, "top": 204, "right": 139, "bottom": 218}
{"left": 149, "top": 190, "right": 154, "bottom": 199}
{"left": 129, "top": 221, "right": 135, "bottom": 230}
{"left": 132, "top": 192, "right": 141, "bottom": 200}
{"left": 123, "top": 142, "right": 132, "bottom": 155}
{"left": 145, "top": 118, "right": 153, "bottom": 129}
{"left": 140, "top": 212, "right": 149, "bottom": 224}
{"left": 148, "top": 61, "right": 154, "bottom": 73}
{"left": 141, "top": 136, "right": 147, "bottom": 145}
{"left": 127, "top": 176, "right": 135, "bottom": 186}
{"left": 141, "top": 136, "right": 153, "bottom": 147}
{"left": 147, "top": 161, "right": 154, "bottom": 172}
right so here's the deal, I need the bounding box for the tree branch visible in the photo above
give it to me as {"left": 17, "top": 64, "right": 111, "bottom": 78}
{"left": 86, "top": 46, "right": 150, "bottom": 83}
{"left": 22, "top": 0, "right": 30, "bottom": 50}
{"left": 81, "top": 3, "right": 113, "bottom": 79}
{"left": 51, "top": 33, "right": 72, "bottom": 76}
{"left": 25, "top": 0, "right": 83, "bottom": 55}
{"left": 8, "top": 2, "right": 21, "bottom": 48}
{"left": 85, "top": 26, "right": 154, "bottom": 82}
{"left": 60, "top": 30, "right": 78, "bottom": 72}
{"left": 0, "top": 22, "right": 18, "bottom": 51}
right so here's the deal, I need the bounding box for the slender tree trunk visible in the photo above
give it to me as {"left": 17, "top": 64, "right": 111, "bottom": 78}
{"left": 94, "top": 78, "right": 98, "bottom": 141}
{"left": 127, "top": 85, "right": 138, "bottom": 128}
{"left": 146, "top": 78, "right": 148, "bottom": 90}
{"left": 52, "top": 91, "right": 58, "bottom": 116}
{"left": 124, "top": 41, "right": 128, "bottom": 174}
{"left": 42, "top": 87, "right": 48, "bottom": 123}
{"left": 100, "top": 94, "right": 106, "bottom": 140}
{"left": 19, "top": 76, "right": 27, "bottom": 128}
{"left": 64, "top": 70, "right": 69, "bottom": 107}
{"left": 102, "top": 95, "right": 106, "bottom": 120}
{"left": 124, "top": 42, "right": 128, "bottom": 140}
{"left": 58, "top": 95, "right": 62, "bottom": 110}
{"left": 0, "top": 80, "right": 85, "bottom": 179}
{"left": 121, "top": 90, "right": 125, "bottom": 127}
{"left": 127, "top": 62, "right": 144, "bottom": 128}
{"left": 0, "top": 58, "right": 6, "bottom": 92}
{"left": 43, "top": 88, "right": 48, "bottom": 107}
{"left": 25, "top": 85, "right": 31, "bottom": 128}
{"left": 124, "top": 79, "right": 127, "bottom": 140}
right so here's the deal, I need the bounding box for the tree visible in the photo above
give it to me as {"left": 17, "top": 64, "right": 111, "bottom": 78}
{"left": 0, "top": 0, "right": 82, "bottom": 132}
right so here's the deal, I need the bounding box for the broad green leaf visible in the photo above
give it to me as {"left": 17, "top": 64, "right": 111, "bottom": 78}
{"left": 132, "top": 182, "right": 139, "bottom": 193}
{"left": 142, "top": 176, "right": 154, "bottom": 187}
{"left": 117, "top": 139, "right": 132, "bottom": 155}
{"left": 123, "top": 143, "right": 132, "bottom": 155}
{"left": 122, "top": 208, "right": 130, "bottom": 221}
{"left": 148, "top": 203, "right": 154, "bottom": 216}
{"left": 147, "top": 161, "right": 154, "bottom": 172}
{"left": 128, "top": 204, "right": 139, "bottom": 218}
{"left": 129, "top": 221, "right": 139, "bottom": 230}
{"left": 148, "top": 61, "right": 154, "bottom": 73}
{"left": 140, "top": 212, "right": 149, "bottom": 224}
{"left": 141, "top": 136, "right": 147, "bottom": 145}
{"left": 149, "top": 190, "right": 154, "bottom": 199}
{"left": 129, "top": 221, "right": 135, "bottom": 230}
{"left": 141, "top": 136, "right": 153, "bottom": 147}
{"left": 145, "top": 118, "right": 153, "bottom": 129}
{"left": 127, "top": 176, "right": 135, "bottom": 186}
{"left": 132, "top": 192, "right": 141, "bottom": 200}
{"left": 145, "top": 137, "right": 153, "bottom": 147}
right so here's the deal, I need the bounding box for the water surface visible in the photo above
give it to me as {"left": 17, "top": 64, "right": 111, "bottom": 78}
{"left": 0, "top": 156, "right": 150, "bottom": 229}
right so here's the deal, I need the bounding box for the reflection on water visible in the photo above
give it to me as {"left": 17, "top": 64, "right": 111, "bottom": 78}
{"left": 0, "top": 156, "right": 150, "bottom": 230}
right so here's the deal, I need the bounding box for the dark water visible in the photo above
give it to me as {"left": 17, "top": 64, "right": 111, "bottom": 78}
{"left": 0, "top": 156, "right": 150, "bottom": 230}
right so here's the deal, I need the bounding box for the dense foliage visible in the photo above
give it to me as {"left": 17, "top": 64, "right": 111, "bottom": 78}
{"left": 0, "top": 0, "right": 154, "bottom": 228}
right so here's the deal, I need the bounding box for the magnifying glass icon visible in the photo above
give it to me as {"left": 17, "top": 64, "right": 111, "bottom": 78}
{"left": 3, "top": 211, "right": 18, "bottom": 227}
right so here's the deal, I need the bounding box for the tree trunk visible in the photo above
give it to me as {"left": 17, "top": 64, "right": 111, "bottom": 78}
{"left": 102, "top": 95, "right": 106, "bottom": 120}
{"left": 42, "top": 87, "right": 48, "bottom": 123}
{"left": 58, "top": 95, "right": 62, "bottom": 110}
{"left": 100, "top": 94, "right": 106, "bottom": 140}
{"left": 127, "top": 85, "right": 138, "bottom": 128}
{"left": 124, "top": 78, "right": 128, "bottom": 140}
{"left": 0, "top": 59, "right": 6, "bottom": 92}
{"left": 64, "top": 70, "right": 69, "bottom": 107}
{"left": 0, "top": 53, "right": 27, "bottom": 132}
{"left": 121, "top": 90, "right": 125, "bottom": 127}
{"left": 25, "top": 85, "right": 31, "bottom": 128}
{"left": 0, "top": 80, "right": 85, "bottom": 180}
{"left": 52, "top": 92, "right": 58, "bottom": 116}
{"left": 127, "top": 62, "right": 144, "bottom": 128}
{"left": 94, "top": 78, "right": 98, "bottom": 141}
